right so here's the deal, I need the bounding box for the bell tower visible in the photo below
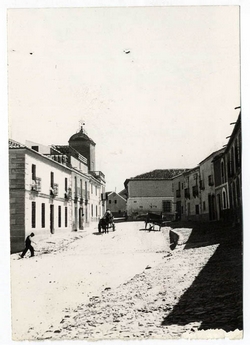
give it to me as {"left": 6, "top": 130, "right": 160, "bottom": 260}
{"left": 68, "top": 122, "right": 96, "bottom": 172}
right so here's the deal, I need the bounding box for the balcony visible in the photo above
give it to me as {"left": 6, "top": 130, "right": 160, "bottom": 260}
{"left": 64, "top": 187, "right": 72, "bottom": 200}
{"left": 50, "top": 183, "right": 58, "bottom": 197}
{"left": 31, "top": 177, "right": 41, "bottom": 192}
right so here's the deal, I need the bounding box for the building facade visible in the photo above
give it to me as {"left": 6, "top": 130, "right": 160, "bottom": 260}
{"left": 124, "top": 169, "right": 187, "bottom": 220}
{"left": 9, "top": 140, "right": 72, "bottom": 253}
{"left": 9, "top": 125, "right": 106, "bottom": 253}
{"left": 106, "top": 191, "right": 127, "bottom": 217}
{"left": 172, "top": 110, "right": 241, "bottom": 224}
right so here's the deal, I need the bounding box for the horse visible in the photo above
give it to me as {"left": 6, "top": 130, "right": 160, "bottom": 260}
{"left": 98, "top": 217, "right": 109, "bottom": 233}
{"left": 98, "top": 215, "right": 115, "bottom": 234}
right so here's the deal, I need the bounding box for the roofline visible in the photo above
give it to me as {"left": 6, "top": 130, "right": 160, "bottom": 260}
{"left": 9, "top": 140, "right": 72, "bottom": 172}
{"left": 108, "top": 191, "right": 126, "bottom": 201}
{"left": 224, "top": 112, "right": 241, "bottom": 153}
{"left": 199, "top": 148, "right": 225, "bottom": 165}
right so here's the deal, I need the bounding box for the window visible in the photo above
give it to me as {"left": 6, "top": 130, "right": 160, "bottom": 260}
{"left": 115, "top": 200, "right": 117, "bottom": 204}
{"left": 203, "top": 201, "right": 206, "bottom": 211}
{"left": 58, "top": 206, "right": 61, "bottom": 227}
{"left": 65, "top": 178, "right": 68, "bottom": 192}
{"left": 85, "top": 181, "right": 88, "bottom": 198}
{"left": 65, "top": 207, "right": 68, "bottom": 227}
{"left": 195, "top": 205, "right": 199, "bottom": 215}
{"left": 221, "top": 161, "right": 225, "bottom": 183}
{"left": 80, "top": 179, "right": 82, "bottom": 198}
{"left": 32, "top": 164, "right": 36, "bottom": 181}
{"left": 74, "top": 176, "right": 77, "bottom": 195}
{"left": 109, "top": 200, "right": 111, "bottom": 204}
{"left": 192, "top": 185, "right": 199, "bottom": 198}
{"left": 163, "top": 201, "right": 171, "bottom": 213}
{"left": 51, "top": 172, "right": 54, "bottom": 188}
{"left": 32, "top": 202, "right": 36, "bottom": 228}
{"left": 96, "top": 205, "right": 98, "bottom": 217}
{"left": 91, "top": 184, "right": 93, "bottom": 194}
{"left": 231, "top": 147, "right": 235, "bottom": 176}
{"left": 41, "top": 203, "right": 45, "bottom": 228}
{"left": 222, "top": 190, "right": 227, "bottom": 209}
{"left": 208, "top": 175, "right": 214, "bottom": 186}
{"left": 31, "top": 146, "right": 39, "bottom": 152}
{"left": 95, "top": 186, "right": 97, "bottom": 196}
{"left": 91, "top": 204, "right": 93, "bottom": 217}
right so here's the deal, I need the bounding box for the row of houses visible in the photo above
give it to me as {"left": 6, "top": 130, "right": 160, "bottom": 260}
{"left": 9, "top": 125, "right": 106, "bottom": 253}
{"left": 124, "top": 111, "right": 241, "bottom": 224}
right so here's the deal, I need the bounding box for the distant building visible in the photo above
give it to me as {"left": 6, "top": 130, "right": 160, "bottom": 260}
{"left": 213, "top": 150, "right": 230, "bottom": 221}
{"left": 222, "top": 112, "right": 241, "bottom": 224}
{"left": 106, "top": 191, "right": 127, "bottom": 217}
{"left": 173, "top": 166, "right": 201, "bottom": 221}
{"left": 124, "top": 169, "right": 187, "bottom": 220}
{"left": 9, "top": 125, "right": 106, "bottom": 253}
{"left": 199, "top": 149, "right": 224, "bottom": 221}
{"left": 172, "top": 110, "right": 241, "bottom": 224}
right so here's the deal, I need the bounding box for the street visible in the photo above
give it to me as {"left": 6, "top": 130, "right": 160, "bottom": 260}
{"left": 10, "top": 221, "right": 242, "bottom": 340}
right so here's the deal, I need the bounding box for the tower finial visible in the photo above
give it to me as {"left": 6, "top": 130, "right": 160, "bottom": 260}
{"left": 79, "top": 119, "right": 85, "bottom": 132}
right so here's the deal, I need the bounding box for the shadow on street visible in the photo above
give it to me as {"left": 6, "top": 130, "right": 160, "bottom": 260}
{"left": 162, "top": 221, "right": 243, "bottom": 331}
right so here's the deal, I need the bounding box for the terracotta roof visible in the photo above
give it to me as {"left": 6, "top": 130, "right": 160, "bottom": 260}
{"left": 133, "top": 169, "right": 189, "bottom": 179}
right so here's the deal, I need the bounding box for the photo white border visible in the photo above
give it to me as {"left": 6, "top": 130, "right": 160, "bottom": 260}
{"left": 1, "top": 1, "right": 249, "bottom": 344}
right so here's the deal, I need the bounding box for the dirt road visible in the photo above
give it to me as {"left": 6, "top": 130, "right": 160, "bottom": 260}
{"left": 10, "top": 221, "right": 242, "bottom": 341}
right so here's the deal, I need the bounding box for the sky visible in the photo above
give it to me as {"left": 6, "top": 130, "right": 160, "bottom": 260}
{"left": 2, "top": 2, "right": 250, "bottom": 345}
{"left": 7, "top": 6, "right": 240, "bottom": 192}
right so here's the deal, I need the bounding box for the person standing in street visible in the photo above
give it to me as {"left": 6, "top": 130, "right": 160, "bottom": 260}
{"left": 20, "top": 232, "right": 36, "bottom": 258}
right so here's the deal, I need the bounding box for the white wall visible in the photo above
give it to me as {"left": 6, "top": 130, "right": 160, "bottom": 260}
{"left": 127, "top": 196, "right": 173, "bottom": 216}
{"left": 24, "top": 151, "right": 72, "bottom": 236}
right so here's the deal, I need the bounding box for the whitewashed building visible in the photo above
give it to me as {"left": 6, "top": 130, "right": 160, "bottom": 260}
{"left": 124, "top": 169, "right": 187, "bottom": 220}
{"left": 9, "top": 125, "right": 106, "bottom": 253}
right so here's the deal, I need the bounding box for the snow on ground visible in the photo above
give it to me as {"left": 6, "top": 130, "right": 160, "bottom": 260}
{"left": 10, "top": 221, "right": 217, "bottom": 341}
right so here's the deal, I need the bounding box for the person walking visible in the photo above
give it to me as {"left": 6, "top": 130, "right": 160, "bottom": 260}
{"left": 20, "top": 232, "right": 36, "bottom": 258}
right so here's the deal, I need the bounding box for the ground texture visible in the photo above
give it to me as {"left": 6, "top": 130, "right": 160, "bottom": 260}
{"left": 10, "top": 221, "right": 243, "bottom": 341}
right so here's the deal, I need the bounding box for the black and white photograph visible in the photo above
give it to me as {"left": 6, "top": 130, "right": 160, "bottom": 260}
{"left": 1, "top": 1, "right": 249, "bottom": 343}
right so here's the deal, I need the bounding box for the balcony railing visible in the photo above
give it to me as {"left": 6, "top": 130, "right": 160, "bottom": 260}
{"left": 64, "top": 187, "right": 72, "bottom": 200}
{"left": 31, "top": 177, "right": 41, "bottom": 192}
{"left": 50, "top": 183, "right": 58, "bottom": 197}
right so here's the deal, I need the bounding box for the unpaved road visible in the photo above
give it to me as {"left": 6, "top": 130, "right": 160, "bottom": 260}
{"left": 10, "top": 221, "right": 241, "bottom": 341}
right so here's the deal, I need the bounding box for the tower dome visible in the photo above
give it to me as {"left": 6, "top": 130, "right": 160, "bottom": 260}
{"left": 69, "top": 126, "right": 96, "bottom": 145}
{"left": 69, "top": 124, "right": 96, "bottom": 171}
